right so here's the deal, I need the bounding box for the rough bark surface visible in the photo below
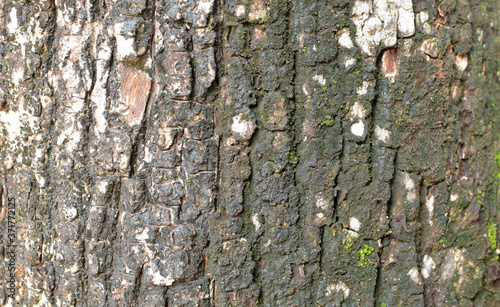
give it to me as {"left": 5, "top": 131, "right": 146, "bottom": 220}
{"left": 0, "top": 0, "right": 499, "bottom": 306}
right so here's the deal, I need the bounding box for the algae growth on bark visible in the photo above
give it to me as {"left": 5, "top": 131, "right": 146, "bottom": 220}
{"left": 0, "top": 0, "right": 499, "bottom": 306}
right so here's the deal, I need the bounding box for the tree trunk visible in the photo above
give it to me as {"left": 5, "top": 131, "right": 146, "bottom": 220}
{"left": 1, "top": 0, "right": 499, "bottom": 306}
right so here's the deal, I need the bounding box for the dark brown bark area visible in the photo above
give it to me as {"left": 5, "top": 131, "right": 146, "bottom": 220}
{"left": 0, "top": 0, "right": 499, "bottom": 306}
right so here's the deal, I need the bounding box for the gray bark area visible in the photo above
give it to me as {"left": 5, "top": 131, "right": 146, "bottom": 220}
{"left": 0, "top": 0, "right": 499, "bottom": 306}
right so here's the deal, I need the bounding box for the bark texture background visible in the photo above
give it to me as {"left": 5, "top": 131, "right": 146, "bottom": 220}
{"left": 0, "top": 0, "right": 499, "bottom": 306}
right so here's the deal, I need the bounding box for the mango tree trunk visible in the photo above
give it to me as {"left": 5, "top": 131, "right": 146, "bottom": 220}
{"left": 1, "top": 0, "right": 499, "bottom": 306}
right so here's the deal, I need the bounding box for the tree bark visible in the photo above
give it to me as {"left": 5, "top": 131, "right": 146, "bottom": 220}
{"left": 1, "top": 0, "right": 499, "bottom": 306}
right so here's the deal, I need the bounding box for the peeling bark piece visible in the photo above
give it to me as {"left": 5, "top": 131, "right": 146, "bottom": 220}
{"left": 118, "top": 66, "right": 151, "bottom": 126}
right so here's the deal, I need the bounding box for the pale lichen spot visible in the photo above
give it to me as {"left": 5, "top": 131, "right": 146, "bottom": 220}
{"left": 338, "top": 29, "right": 354, "bottom": 48}
{"left": 455, "top": 54, "right": 468, "bottom": 71}
{"left": 252, "top": 213, "right": 261, "bottom": 231}
{"left": 7, "top": 8, "right": 18, "bottom": 34}
{"left": 349, "top": 101, "right": 366, "bottom": 119}
{"left": 416, "top": 11, "right": 429, "bottom": 24}
{"left": 408, "top": 267, "right": 422, "bottom": 284}
{"left": 302, "top": 83, "right": 309, "bottom": 96}
{"left": 352, "top": 0, "right": 415, "bottom": 55}
{"left": 0, "top": 110, "right": 23, "bottom": 143}
{"left": 315, "top": 213, "right": 326, "bottom": 224}
{"left": 116, "top": 36, "right": 137, "bottom": 60}
{"left": 347, "top": 230, "right": 359, "bottom": 240}
{"left": 344, "top": 56, "right": 356, "bottom": 68}
{"left": 135, "top": 227, "right": 150, "bottom": 243}
{"left": 231, "top": 114, "right": 256, "bottom": 140}
{"left": 357, "top": 81, "right": 371, "bottom": 96}
{"left": 450, "top": 194, "right": 458, "bottom": 202}
{"left": 33, "top": 293, "right": 50, "bottom": 307}
{"left": 313, "top": 75, "right": 326, "bottom": 86}
{"left": 248, "top": 0, "right": 268, "bottom": 21}
{"left": 375, "top": 126, "right": 390, "bottom": 143}
{"left": 196, "top": 0, "right": 214, "bottom": 15}
{"left": 351, "top": 120, "right": 364, "bottom": 136}
{"left": 416, "top": 11, "right": 432, "bottom": 34}
{"left": 64, "top": 206, "right": 78, "bottom": 221}
{"left": 113, "top": 23, "right": 137, "bottom": 60}
{"left": 426, "top": 195, "right": 435, "bottom": 225}
{"left": 297, "top": 34, "right": 305, "bottom": 47}
{"left": 252, "top": 27, "right": 266, "bottom": 41}
{"left": 234, "top": 5, "right": 246, "bottom": 17}
{"left": 422, "top": 255, "right": 436, "bottom": 279}
{"left": 397, "top": 0, "right": 416, "bottom": 37}
{"left": 441, "top": 248, "right": 464, "bottom": 282}
{"left": 316, "top": 195, "right": 328, "bottom": 210}
{"left": 349, "top": 217, "right": 361, "bottom": 232}
{"left": 403, "top": 172, "right": 417, "bottom": 202}
{"left": 98, "top": 181, "right": 109, "bottom": 194}
{"left": 325, "top": 281, "right": 350, "bottom": 299}
{"left": 149, "top": 267, "right": 175, "bottom": 286}
{"left": 12, "top": 67, "right": 24, "bottom": 86}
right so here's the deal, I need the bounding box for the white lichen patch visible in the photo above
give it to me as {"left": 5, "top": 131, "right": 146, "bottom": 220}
{"left": 231, "top": 114, "right": 256, "bottom": 140}
{"left": 375, "top": 125, "right": 390, "bottom": 143}
{"left": 455, "top": 54, "right": 468, "bottom": 71}
{"left": 347, "top": 230, "right": 359, "bottom": 240}
{"left": 426, "top": 195, "right": 435, "bottom": 225}
{"left": 135, "top": 227, "right": 150, "bottom": 243}
{"left": 338, "top": 29, "right": 354, "bottom": 48}
{"left": 252, "top": 213, "right": 261, "bottom": 231}
{"left": 357, "top": 81, "right": 371, "bottom": 96}
{"left": 302, "top": 83, "right": 309, "bottom": 96}
{"left": 352, "top": 0, "right": 415, "bottom": 56}
{"left": 0, "top": 110, "right": 23, "bottom": 143}
{"left": 33, "top": 293, "right": 50, "bottom": 307}
{"left": 349, "top": 217, "right": 361, "bottom": 232}
{"left": 7, "top": 8, "right": 18, "bottom": 34}
{"left": 450, "top": 194, "right": 459, "bottom": 202}
{"left": 326, "top": 281, "right": 350, "bottom": 299}
{"left": 349, "top": 101, "right": 367, "bottom": 119}
{"left": 252, "top": 27, "right": 266, "bottom": 41}
{"left": 397, "top": 0, "right": 415, "bottom": 37}
{"left": 113, "top": 23, "right": 137, "bottom": 60}
{"left": 344, "top": 56, "right": 356, "bottom": 68}
{"left": 416, "top": 11, "right": 432, "bottom": 35}
{"left": 316, "top": 195, "right": 329, "bottom": 210}
{"left": 403, "top": 172, "right": 417, "bottom": 202}
{"left": 92, "top": 44, "right": 112, "bottom": 136}
{"left": 315, "top": 213, "right": 325, "bottom": 222}
{"left": 64, "top": 206, "right": 78, "bottom": 221}
{"left": 313, "top": 75, "right": 326, "bottom": 86}
{"left": 248, "top": 0, "right": 268, "bottom": 21}
{"left": 408, "top": 267, "right": 422, "bottom": 284}
{"left": 98, "top": 181, "right": 110, "bottom": 194}
{"left": 148, "top": 266, "right": 175, "bottom": 286}
{"left": 234, "top": 5, "right": 246, "bottom": 17}
{"left": 440, "top": 248, "right": 464, "bottom": 282}
{"left": 422, "top": 255, "right": 436, "bottom": 279}
{"left": 12, "top": 67, "right": 24, "bottom": 86}
{"left": 351, "top": 120, "right": 365, "bottom": 136}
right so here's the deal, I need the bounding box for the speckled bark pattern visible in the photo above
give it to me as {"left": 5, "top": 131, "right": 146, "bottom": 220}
{"left": 0, "top": 0, "right": 499, "bottom": 306}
